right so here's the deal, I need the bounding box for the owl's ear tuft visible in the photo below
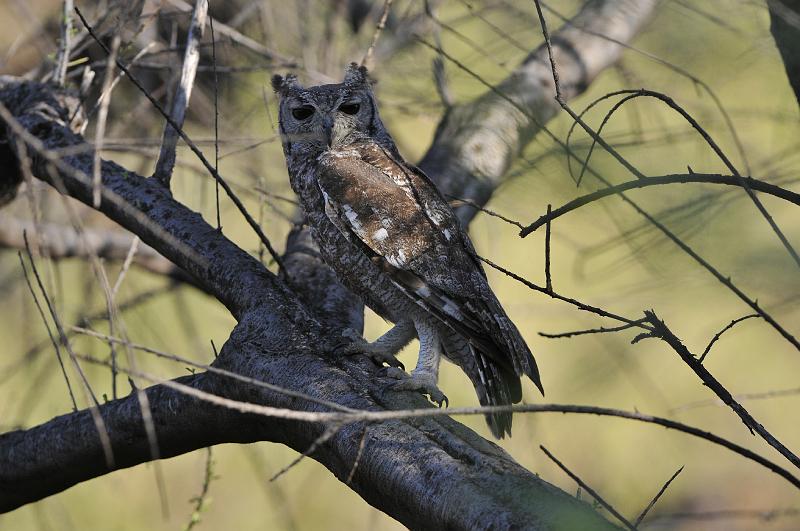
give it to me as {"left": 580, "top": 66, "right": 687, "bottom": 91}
{"left": 271, "top": 73, "right": 301, "bottom": 96}
{"left": 343, "top": 63, "right": 370, "bottom": 86}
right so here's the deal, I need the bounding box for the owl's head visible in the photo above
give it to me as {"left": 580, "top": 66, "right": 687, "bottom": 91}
{"left": 272, "top": 64, "right": 391, "bottom": 158}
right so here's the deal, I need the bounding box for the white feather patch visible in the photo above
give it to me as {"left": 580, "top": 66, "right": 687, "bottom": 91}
{"left": 373, "top": 227, "right": 389, "bottom": 241}
{"left": 342, "top": 204, "right": 363, "bottom": 232}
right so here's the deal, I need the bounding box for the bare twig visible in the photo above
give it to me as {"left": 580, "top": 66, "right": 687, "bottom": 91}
{"left": 539, "top": 321, "right": 640, "bottom": 339}
{"left": 21, "top": 235, "right": 115, "bottom": 468}
{"left": 699, "top": 314, "right": 760, "bottom": 363}
{"left": 642, "top": 311, "right": 800, "bottom": 471}
{"left": 93, "top": 35, "right": 121, "bottom": 207}
{"left": 17, "top": 252, "right": 77, "bottom": 410}
{"left": 210, "top": 16, "right": 221, "bottom": 231}
{"left": 166, "top": 0, "right": 299, "bottom": 68}
{"left": 53, "top": 0, "right": 74, "bottom": 87}
{"left": 520, "top": 174, "right": 800, "bottom": 236}
{"left": 184, "top": 448, "right": 215, "bottom": 531}
{"left": 568, "top": 88, "right": 800, "bottom": 268}
{"left": 544, "top": 203, "right": 552, "bottom": 292}
{"left": 361, "top": 0, "right": 394, "bottom": 68}
{"left": 479, "top": 255, "right": 649, "bottom": 329}
{"left": 446, "top": 196, "right": 525, "bottom": 229}
{"left": 529, "top": 2, "right": 800, "bottom": 352}
{"left": 74, "top": 7, "right": 287, "bottom": 275}
{"left": 672, "top": 385, "right": 800, "bottom": 413}
{"left": 71, "top": 326, "right": 357, "bottom": 413}
{"left": 633, "top": 466, "right": 684, "bottom": 527}
{"left": 269, "top": 424, "right": 341, "bottom": 482}
{"left": 540, "top": 445, "right": 636, "bottom": 530}
{"left": 111, "top": 237, "right": 140, "bottom": 298}
{"left": 346, "top": 426, "right": 369, "bottom": 485}
{"left": 68, "top": 350, "right": 800, "bottom": 491}
{"left": 154, "top": 0, "right": 209, "bottom": 186}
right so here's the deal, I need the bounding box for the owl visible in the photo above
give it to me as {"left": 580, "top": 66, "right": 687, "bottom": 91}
{"left": 272, "top": 64, "right": 543, "bottom": 438}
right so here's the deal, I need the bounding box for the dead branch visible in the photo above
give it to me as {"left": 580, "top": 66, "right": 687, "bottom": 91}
{"left": 153, "top": 0, "right": 209, "bottom": 186}
{"left": 520, "top": 173, "right": 800, "bottom": 236}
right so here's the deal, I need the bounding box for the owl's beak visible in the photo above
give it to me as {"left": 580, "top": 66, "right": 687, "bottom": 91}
{"left": 322, "top": 116, "right": 334, "bottom": 147}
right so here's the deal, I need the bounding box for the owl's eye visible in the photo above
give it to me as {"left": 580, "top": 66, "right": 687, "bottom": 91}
{"left": 291, "top": 106, "right": 315, "bottom": 120}
{"left": 339, "top": 102, "right": 360, "bottom": 115}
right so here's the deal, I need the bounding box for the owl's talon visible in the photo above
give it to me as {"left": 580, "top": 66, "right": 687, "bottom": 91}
{"left": 382, "top": 370, "right": 448, "bottom": 408}
{"left": 334, "top": 331, "right": 405, "bottom": 370}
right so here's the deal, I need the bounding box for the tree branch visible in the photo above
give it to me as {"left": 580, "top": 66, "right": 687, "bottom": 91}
{"left": 0, "top": 215, "right": 193, "bottom": 283}
{"left": 0, "top": 78, "right": 619, "bottom": 529}
{"left": 520, "top": 172, "right": 800, "bottom": 236}
{"left": 153, "top": 0, "right": 208, "bottom": 185}
{"left": 0, "top": 1, "right": 663, "bottom": 525}
{"left": 419, "top": 0, "right": 658, "bottom": 219}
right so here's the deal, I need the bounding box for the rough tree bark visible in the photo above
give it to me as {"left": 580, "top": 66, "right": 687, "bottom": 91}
{"left": 0, "top": 1, "right": 657, "bottom": 528}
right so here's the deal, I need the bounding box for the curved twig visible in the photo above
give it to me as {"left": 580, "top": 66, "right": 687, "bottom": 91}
{"left": 520, "top": 173, "right": 800, "bottom": 235}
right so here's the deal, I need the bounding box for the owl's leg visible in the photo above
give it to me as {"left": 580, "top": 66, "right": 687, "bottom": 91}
{"left": 336, "top": 320, "right": 416, "bottom": 368}
{"left": 382, "top": 319, "right": 448, "bottom": 407}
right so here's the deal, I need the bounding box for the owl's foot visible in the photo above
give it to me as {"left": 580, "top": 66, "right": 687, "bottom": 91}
{"left": 333, "top": 328, "right": 405, "bottom": 370}
{"left": 380, "top": 367, "right": 449, "bottom": 408}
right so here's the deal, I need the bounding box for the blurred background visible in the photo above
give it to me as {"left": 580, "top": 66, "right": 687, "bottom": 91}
{"left": 0, "top": 0, "right": 799, "bottom": 529}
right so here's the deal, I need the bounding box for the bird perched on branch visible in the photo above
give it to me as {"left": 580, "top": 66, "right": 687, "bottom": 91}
{"left": 272, "top": 64, "right": 542, "bottom": 438}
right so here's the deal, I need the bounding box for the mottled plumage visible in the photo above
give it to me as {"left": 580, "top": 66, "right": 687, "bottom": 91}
{"left": 273, "top": 64, "right": 542, "bottom": 438}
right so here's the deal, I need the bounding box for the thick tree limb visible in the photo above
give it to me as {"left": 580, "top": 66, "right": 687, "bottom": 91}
{"left": 0, "top": 79, "right": 618, "bottom": 530}
{"left": 420, "top": 0, "right": 658, "bottom": 219}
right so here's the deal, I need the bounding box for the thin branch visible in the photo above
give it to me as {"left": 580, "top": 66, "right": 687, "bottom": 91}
{"left": 520, "top": 173, "right": 800, "bottom": 236}
{"left": 633, "top": 466, "right": 683, "bottom": 527}
{"left": 529, "top": 3, "right": 800, "bottom": 352}
{"left": 184, "top": 448, "right": 215, "bottom": 531}
{"left": 700, "top": 314, "right": 760, "bottom": 363}
{"left": 540, "top": 445, "right": 636, "bottom": 531}
{"left": 346, "top": 425, "right": 369, "bottom": 485}
{"left": 70, "top": 326, "right": 357, "bottom": 413}
{"left": 544, "top": 203, "right": 552, "bottom": 292}
{"left": 166, "top": 0, "right": 299, "bottom": 68}
{"left": 0, "top": 216, "right": 193, "bottom": 284}
{"left": 446, "top": 195, "right": 525, "bottom": 229}
{"left": 53, "top": 0, "right": 73, "bottom": 87}
{"left": 361, "top": 0, "right": 394, "bottom": 68}
{"left": 479, "top": 255, "right": 649, "bottom": 329}
{"left": 671, "top": 386, "right": 800, "bottom": 413}
{"left": 539, "top": 321, "right": 641, "bottom": 339}
{"left": 93, "top": 35, "right": 121, "bottom": 207}
{"left": 67, "top": 350, "right": 800, "bottom": 491}
{"left": 269, "top": 424, "right": 341, "bottom": 482}
{"left": 570, "top": 88, "right": 800, "bottom": 268}
{"left": 16, "top": 252, "right": 77, "bottom": 410}
{"left": 21, "top": 235, "right": 115, "bottom": 468}
{"left": 642, "top": 311, "right": 800, "bottom": 471}
{"left": 73, "top": 7, "right": 287, "bottom": 276}
{"left": 154, "top": 0, "right": 209, "bottom": 186}
{"left": 210, "top": 15, "right": 221, "bottom": 231}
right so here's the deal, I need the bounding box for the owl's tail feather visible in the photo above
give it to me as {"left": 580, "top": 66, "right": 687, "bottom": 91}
{"left": 441, "top": 329, "right": 521, "bottom": 439}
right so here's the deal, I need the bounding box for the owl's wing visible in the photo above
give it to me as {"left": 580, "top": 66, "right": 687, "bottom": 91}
{"left": 317, "top": 143, "right": 542, "bottom": 396}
